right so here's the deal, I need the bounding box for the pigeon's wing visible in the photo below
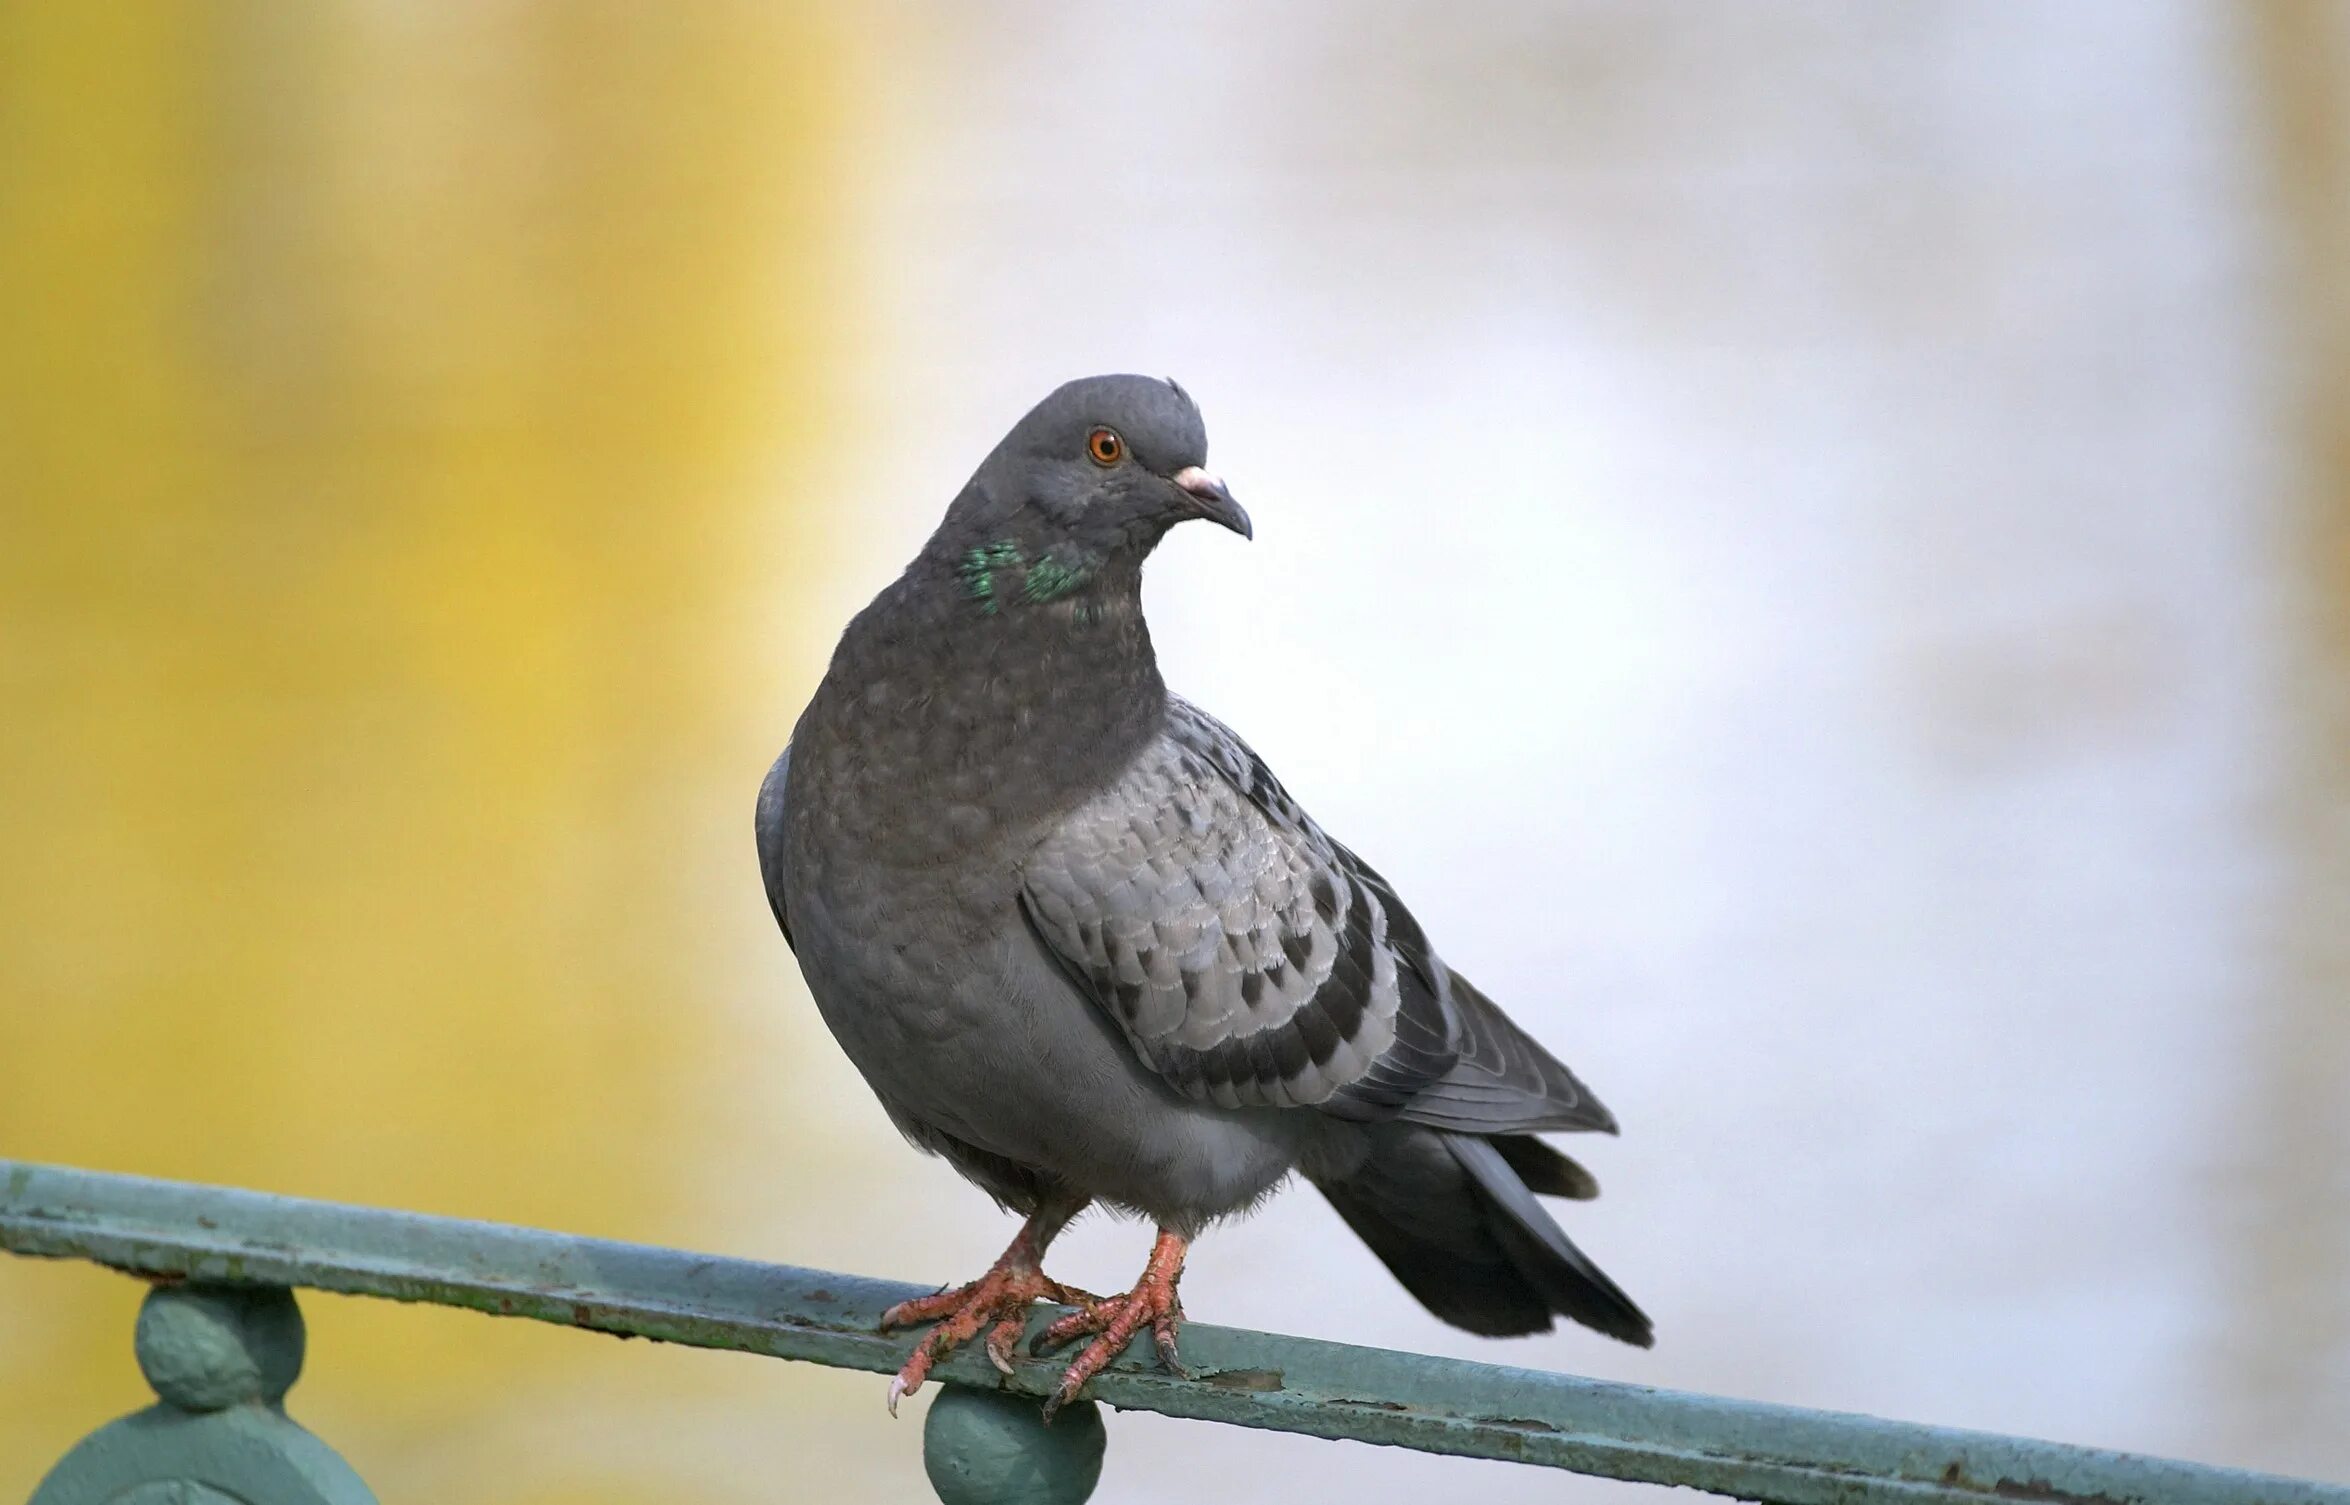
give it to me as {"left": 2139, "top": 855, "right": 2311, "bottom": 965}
{"left": 1019, "top": 700, "right": 1615, "bottom": 1132}
{"left": 755, "top": 744, "right": 795, "bottom": 951}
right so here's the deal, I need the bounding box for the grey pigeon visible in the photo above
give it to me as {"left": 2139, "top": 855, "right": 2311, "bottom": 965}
{"left": 758, "top": 375, "right": 1650, "bottom": 1415}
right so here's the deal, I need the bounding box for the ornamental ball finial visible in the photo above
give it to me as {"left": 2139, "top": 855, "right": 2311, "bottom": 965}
{"left": 134, "top": 1284, "right": 306, "bottom": 1412}
{"left": 922, "top": 1385, "right": 1105, "bottom": 1505}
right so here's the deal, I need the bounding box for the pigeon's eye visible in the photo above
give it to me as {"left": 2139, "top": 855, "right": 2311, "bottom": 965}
{"left": 1086, "top": 428, "right": 1124, "bottom": 466}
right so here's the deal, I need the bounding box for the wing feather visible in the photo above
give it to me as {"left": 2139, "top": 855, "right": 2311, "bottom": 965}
{"left": 1020, "top": 700, "right": 1615, "bottom": 1133}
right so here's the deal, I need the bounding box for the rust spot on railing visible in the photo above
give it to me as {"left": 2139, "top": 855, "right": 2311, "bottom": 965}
{"left": 1939, "top": 1460, "right": 2138, "bottom": 1505}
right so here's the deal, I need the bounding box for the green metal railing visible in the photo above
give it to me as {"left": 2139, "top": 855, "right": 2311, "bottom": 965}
{"left": 4, "top": 1159, "right": 2343, "bottom": 1505}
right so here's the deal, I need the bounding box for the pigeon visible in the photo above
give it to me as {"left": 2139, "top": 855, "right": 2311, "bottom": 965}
{"left": 758, "top": 374, "right": 1650, "bottom": 1417}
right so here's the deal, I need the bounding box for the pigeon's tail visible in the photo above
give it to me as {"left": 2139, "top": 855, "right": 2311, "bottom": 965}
{"left": 1313, "top": 1127, "right": 1653, "bottom": 1347}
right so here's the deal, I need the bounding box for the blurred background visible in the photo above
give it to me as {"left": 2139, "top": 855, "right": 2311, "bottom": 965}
{"left": 3, "top": 3, "right": 2345, "bottom": 1501}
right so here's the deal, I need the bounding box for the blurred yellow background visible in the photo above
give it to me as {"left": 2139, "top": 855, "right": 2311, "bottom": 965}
{"left": 2, "top": 4, "right": 2345, "bottom": 1504}
{"left": 0, "top": 4, "right": 889, "bottom": 1499}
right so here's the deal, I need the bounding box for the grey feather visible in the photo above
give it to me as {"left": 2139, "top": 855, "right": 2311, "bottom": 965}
{"left": 1494, "top": 1134, "right": 1602, "bottom": 1200}
{"left": 1022, "top": 699, "right": 1617, "bottom": 1137}
{"left": 1314, "top": 1126, "right": 1645, "bottom": 1343}
{"left": 755, "top": 744, "right": 794, "bottom": 951}
{"left": 1446, "top": 1133, "right": 1651, "bottom": 1346}
{"left": 760, "top": 373, "right": 1650, "bottom": 1347}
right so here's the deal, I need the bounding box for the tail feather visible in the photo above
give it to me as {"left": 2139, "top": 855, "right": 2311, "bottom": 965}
{"left": 1493, "top": 1134, "right": 1600, "bottom": 1200}
{"left": 1446, "top": 1133, "right": 1652, "bottom": 1346}
{"left": 1315, "top": 1127, "right": 1652, "bottom": 1347}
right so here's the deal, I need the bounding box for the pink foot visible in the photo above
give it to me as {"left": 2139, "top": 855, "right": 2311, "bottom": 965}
{"left": 1031, "top": 1228, "right": 1190, "bottom": 1418}
{"left": 879, "top": 1231, "right": 1096, "bottom": 1416}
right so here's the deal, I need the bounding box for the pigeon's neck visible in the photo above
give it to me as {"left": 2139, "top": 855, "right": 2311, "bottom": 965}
{"left": 805, "top": 539, "right": 1167, "bottom": 849}
{"left": 945, "top": 536, "right": 1118, "bottom": 622}
{"left": 896, "top": 538, "right": 1166, "bottom": 730}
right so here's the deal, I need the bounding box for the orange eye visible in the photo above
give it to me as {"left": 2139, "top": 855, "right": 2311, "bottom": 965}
{"left": 1086, "top": 427, "right": 1124, "bottom": 466}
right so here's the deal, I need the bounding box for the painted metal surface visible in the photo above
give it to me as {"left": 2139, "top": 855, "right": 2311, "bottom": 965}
{"left": 924, "top": 1387, "right": 1104, "bottom": 1505}
{"left": 5, "top": 1159, "right": 2344, "bottom": 1505}
{"left": 28, "top": 1282, "right": 375, "bottom": 1505}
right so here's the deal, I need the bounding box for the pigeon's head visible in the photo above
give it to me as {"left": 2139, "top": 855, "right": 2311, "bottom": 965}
{"left": 945, "top": 375, "right": 1250, "bottom": 567}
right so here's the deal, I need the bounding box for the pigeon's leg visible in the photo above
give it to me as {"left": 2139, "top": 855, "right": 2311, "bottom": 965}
{"left": 1031, "top": 1226, "right": 1190, "bottom": 1417}
{"left": 878, "top": 1201, "right": 1096, "bottom": 1416}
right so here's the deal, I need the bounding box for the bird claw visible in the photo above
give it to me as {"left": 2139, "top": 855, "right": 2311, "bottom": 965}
{"left": 879, "top": 1253, "right": 1090, "bottom": 1413}
{"left": 879, "top": 1283, "right": 976, "bottom": 1333}
{"left": 983, "top": 1314, "right": 1025, "bottom": 1376}
{"left": 1033, "top": 1238, "right": 1188, "bottom": 1419}
{"left": 883, "top": 1226, "right": 1187, "bottom": 1421}
{"left": 1152, "top": 1302, "right": 1192, "bottom": 1380}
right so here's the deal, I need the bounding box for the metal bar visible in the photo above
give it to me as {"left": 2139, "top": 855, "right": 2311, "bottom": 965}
{"left": 3, "top": 1159, "right": 2340, "bottom": 1505}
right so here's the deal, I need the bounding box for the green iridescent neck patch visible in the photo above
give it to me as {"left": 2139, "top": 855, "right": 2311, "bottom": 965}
{"left": 960, "top": 540, "right": 1094, "bottom": 615}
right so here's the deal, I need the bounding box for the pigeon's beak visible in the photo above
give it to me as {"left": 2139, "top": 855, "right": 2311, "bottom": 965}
{"left": 1172, "top": 466, "right": 1252, "bottom": 540}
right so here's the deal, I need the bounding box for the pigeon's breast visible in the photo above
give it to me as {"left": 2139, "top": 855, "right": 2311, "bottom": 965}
{"left": 780, "top": 618, "right": 1312, "bottom": 1220}
{"left": 784, "top": 838, "right": 1312, "bottom": 1225}
{"left": 789, "top": 578, "right": 1171, "bottom": 870}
